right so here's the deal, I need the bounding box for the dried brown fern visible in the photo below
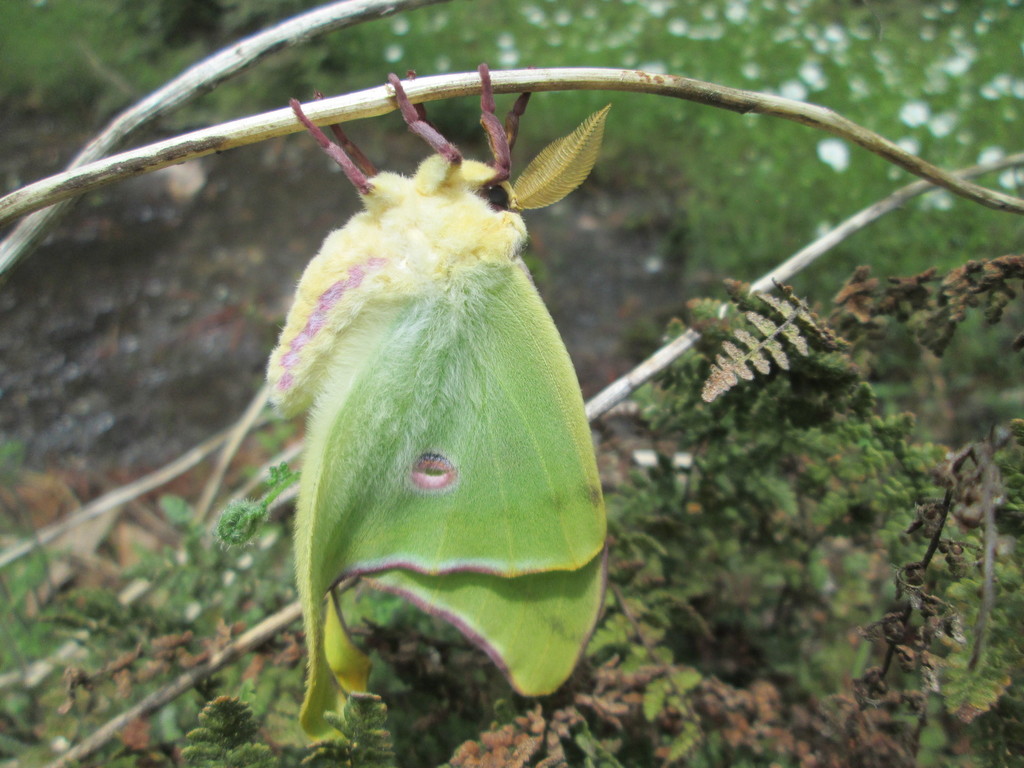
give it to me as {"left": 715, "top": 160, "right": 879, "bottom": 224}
{"left": 831, "top": 255, "right": 1024, "bottom": 355}
{"left": 702, "top": 285, "right": 841, "bottom": 402}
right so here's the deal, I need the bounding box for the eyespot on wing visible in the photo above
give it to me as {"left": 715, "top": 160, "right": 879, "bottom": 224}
{"left": 410, "top": 452, "right": 459, "bottom": 492}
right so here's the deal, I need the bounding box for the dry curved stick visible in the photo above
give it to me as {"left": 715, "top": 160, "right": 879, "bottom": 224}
{"left": 0, "top": 0, "right": 449, "bottom": 277}
{"left": 41, "top": 601, "right": 302, "bottom": 768}
{"left": 3, "top": 68, "right": 1023, "bottom": 243}
{"left": 193, "top": 384, "right": 271, "bottom": 524}
{"left": 584, "top": 152, "right": 1024, "bottom": 420}
{"left": 0, "top": 426, "right": 233, "bottom": 571}
{"left": 750, "top": 152, "right": 1024, "bottom": 293}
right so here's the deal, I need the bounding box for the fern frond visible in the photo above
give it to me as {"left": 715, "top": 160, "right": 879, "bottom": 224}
{"left": 832, "top": 256, "right": 1024, "bottom": 355}
{"left": 702, "top": 284, "right": 841, "bottom": 402}
{"left": 183, "top": 697, "right": 274, "bottom": 768}
{"left": 312, "top": 693, "right": 396, "bottom": 768}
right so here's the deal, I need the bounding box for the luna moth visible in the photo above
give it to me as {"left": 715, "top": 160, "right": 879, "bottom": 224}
{"left": 268, "top": 64, "right": 609, "bottom": 738}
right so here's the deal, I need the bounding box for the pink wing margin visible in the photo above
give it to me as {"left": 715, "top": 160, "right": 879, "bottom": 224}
{"left": 267, "top": 253, "right": 389, "bottom": 416}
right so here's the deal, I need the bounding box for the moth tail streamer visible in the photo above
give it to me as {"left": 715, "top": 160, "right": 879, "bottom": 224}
{"left": 300, "top": 592, "right": 372, "bottom": 738}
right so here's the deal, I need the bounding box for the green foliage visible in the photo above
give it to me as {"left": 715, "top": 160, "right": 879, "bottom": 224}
{"left": 216, "top": 462, "right": 299, "bottom": 547}
{"left": 843, "top": 426, "right": 1024, "bottom": 765}
{"left": 50, "top": 586, "right": 186, "bottom": 648}
{"left": 0, "top": 508, "right": 301, "bottom": 765}
{"left": 593, "top": 302, "right": 1020, "bottom": 766}
{"left": 183, "top": 696, "right": 275, "bottom": 768}
{"left": 306, "top": 694, "right": 396, "bottom": 768}
{"left": 596, "top": 322, "right": 938, "bottom": 763}
{"left": 702, "top": 282, "right": 844, "bottom": 402}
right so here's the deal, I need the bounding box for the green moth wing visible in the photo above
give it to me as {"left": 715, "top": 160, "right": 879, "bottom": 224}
{"left": 300, "top": 263, "right": 604, "bottom": 582}
{"left": 299, "top": 592, "right": 373, "bottom": 738}
{"left": 368, "top": 549, "right": 607, "bottom": 696}
{"left": 297, "top": 262, "right": 606, "bottom": 736}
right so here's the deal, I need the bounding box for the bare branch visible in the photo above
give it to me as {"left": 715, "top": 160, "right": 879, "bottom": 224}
{"left": 4, "top": 69, "right": 1023, "bottom": 251}
{"left": 968, "top": 429, "right": 1010, "bottom": 671}
{"left": 194, "top": 384, "right": 271, "bottom": 524}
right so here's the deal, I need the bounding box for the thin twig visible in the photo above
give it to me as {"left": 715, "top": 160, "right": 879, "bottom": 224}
{"left": 0, "top": 0, "right": 450, "bottom": 276}
{"left": 41, "top": 601, "right": 302, "bottom": 768}
{"left": 0, "top": 427, "right": 233, "bottom": 570}
{"left": 968, "top": 429, "right": 1009, "bottom": 671}
{"left": 586, "top": 329, "right": 701, "bottom": 421}
{"left": 749, "top": 152, "right": 1024, "bottom": 292}
{"left": 3, "top": 69, "right": 1024, "bottom": 242}
{"left": 585, "top": 152, "right": 1024, "bottom": 420}
{"left": 194, "top": 384, "right": 271, "bottom": 524}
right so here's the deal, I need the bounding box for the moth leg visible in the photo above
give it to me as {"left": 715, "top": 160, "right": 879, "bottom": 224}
{"left": 504, "top": 90, "right": 532, "bottom": 152}
{"left": 387, "top": 73, "right": 462, "bottom": 164}
{"left": 477, "top": 63, "right": 513, "bottom": 183}
{"left": 290, "top": 98, "right": 373, "bottom": 195}
{"left": 403, "top": 69, "right": 433, "bottom": 126}
{"left": 314, "top": 90, "right": 378, "bottom": 178}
